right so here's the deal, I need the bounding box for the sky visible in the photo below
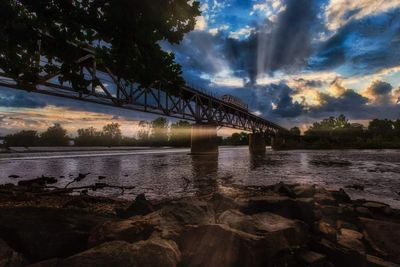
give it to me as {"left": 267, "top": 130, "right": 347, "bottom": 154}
{"left": 1, "top": 0, "right": 400, "bottom": 136}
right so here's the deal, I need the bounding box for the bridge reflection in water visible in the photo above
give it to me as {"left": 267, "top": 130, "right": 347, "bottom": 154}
{"left": 191, "top": 154, "right": 218, "bottom": 196}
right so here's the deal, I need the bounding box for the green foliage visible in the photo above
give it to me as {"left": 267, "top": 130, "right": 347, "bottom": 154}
{"left": 303, "top": 115, "right": 400, "bottom": 149}
{"left": 222, "top": 132, "right": 249, "bottom": 146}
{"left": 0, "top": 0, "right": 200, "bottom": 89}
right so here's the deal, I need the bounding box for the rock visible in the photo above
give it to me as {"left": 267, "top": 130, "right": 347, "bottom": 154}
{"left": 292, "top": 184, "right": 316, "bottom": 198}
{"left": 158, "top": 200, "right": 215, "bottom": 226}
{"left": 217, "top": 209, "right": 307, "bottom": 246}
{"left": 356, "top": 207, "right": 372, "bottom": 217}
{"left": 210, "top": 193, "right": 240, "bottom": 215}
{"left": 178, "top": 224, "right": 267, "bottom": 267}
{"left": 17, "top": 176, "right": 57, "bottom": 187}
{"left": 337, "top": 228, "right": 365, "bottom": 254}
{"left": 0, "top": 207, "right": 109, "bottom": 262}
{"left": 27, "top": 259, "right": 59, "bottom": 267}
{"left": 314, "top": 238, "right": 366, "bottom": 267}
{"left": 8, "top": 175, "right": 19, "bottom": 179}
{"left": 362, "top": 202, "right": 392, "bottom": 215}
{"left": 241, "top": 195, "right": 293, "bottom": 217}
{"left": 56, "top": 239, "right": 180, "bottom": 267}
{"left": 366, "top": 254, "right": 400, "bottom": 267}
{"left": 314, "top": 193, "right": 337, "bottom": 206}
{"left": 294, "top": 198, "right": 319, "bottom": 223}
{"left": 316, "top": 221, "right": 337, "bottom": 242}
{"left": 0, "top": 238, "right": 27, "bottom": 267}
{"left": 273, "top": 182, "right": 296, "bottom": 198}
{"left": 98, "top": 176, "right": 106, "bottom": 180}
{"left": 117, "top": 194, "right": 155, "bottom": 218}
{"left": 298, "top": 250, "right": 326, "bottom": 267}
{"left": 88, "top": 215, "right": 158, "bottom": 247}
{"left": 331, "top": 189, "right": 352, "bottom": 203}
{"left": 360, "top": 217, "right": 400, "bottom": 263}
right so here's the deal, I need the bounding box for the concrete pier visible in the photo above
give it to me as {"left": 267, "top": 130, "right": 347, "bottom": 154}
{"left": 190, "top": 123, "right": 218, "bottom": 154}
{"left": 249, "top": 133, "right": 266, "bottom": 153}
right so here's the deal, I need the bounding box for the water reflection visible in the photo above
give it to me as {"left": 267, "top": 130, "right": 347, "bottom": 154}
{"left": 191, "top": 154, "right": 218, "bottom": 196}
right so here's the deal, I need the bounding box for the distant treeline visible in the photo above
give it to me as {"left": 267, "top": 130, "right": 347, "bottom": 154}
{"left": 297, "top": 115, "right": 400, "bottom": 149}
{"left": 2, "top": 118, "right": 192, "bottom": 147}
{"left": 3, "top": 115, "right": 400, "bottom": 149}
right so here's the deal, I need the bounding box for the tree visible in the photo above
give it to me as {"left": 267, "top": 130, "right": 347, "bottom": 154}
{"left": 75, "top": 127, "right": 102, "bottom": 146}
{"left": 40, "top": 124, "right": 69, "bottom": 146}
{"left": 4, "top": 130, "right": 39, "bottom": 147}
{"left": 150, "top": 117, "right": 168, "bottom": 146}
{"left": 137, "top": 121, "right": 150, "bottom": 144}
{"left": 368, "top": 119, "right": 394, "bottom": 139}
{"left": 289, "top": 127, "right": 301, "bottom": 136}
{"left": 102, "top": 123, "right": 122, "bottom": 146}
{"left": 169, "top": 120, "right": 191, "bottom": 147}
{"left": 0, "top": 1, "right": 200, "bottom": 90}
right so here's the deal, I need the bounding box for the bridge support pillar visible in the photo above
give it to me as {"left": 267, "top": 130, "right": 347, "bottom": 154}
{"left": 191, "top": 123, "right": 218, "bottom": 154}
{"left": 249, "top": 133, "right": 266, "bottom": 153}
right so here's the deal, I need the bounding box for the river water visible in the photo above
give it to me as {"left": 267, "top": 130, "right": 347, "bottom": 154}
{"left": 0, "top": 147, "right": 400, "bottom": 208}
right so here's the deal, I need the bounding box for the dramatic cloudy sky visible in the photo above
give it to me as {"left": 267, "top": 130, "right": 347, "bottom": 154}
{"left": 1, "top": 0, "right": 400, "bottom": 135}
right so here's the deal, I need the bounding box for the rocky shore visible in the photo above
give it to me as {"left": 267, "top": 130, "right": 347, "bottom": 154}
{"left": 0, "top": 182, "right": 399, "bottom": 267}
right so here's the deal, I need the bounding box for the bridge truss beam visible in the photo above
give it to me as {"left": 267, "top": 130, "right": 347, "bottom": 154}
{"left": 0, "top": 40, "right": 288, "bottom": 135}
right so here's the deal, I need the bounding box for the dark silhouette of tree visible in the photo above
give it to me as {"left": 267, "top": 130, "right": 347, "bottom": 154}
{"left": 4, "top": 130, "right": 39, "bottom": 147}
{"left": 368, "top": 119, "right": 394, "bottom": 139}
{"left": 75, "top": 127, "right": 102, "bottom": 146}
{"left": 102, "top": 123, "right": 122, "bottom": 146}
{"left": 290, "top": 127, "right": 301, "bottom": 136}
{"left": 223, "top": 132, "right": 249, "bottom": 146}
{"left": 40, "top": 124, "right": 69, "bottom": 146}
{"left": 0, "top": 1, "right": 200, "bottom": 89}
{"left": 169, "top": 120, "right": 191, "bottom": 147}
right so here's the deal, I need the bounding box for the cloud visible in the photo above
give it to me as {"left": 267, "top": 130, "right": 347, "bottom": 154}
{"left": 363, "top": 80, "right": 394, "bottom": 105}
{"left": 0, "top": 91, "right": 47, "bottom": 108}
{"left": 195, "top": 15, "right": 208, "bottom": 30}
{"left": 324, "top": 0, "right": 400, "bottom": 31}
{"left": 223, "top": 0, "right": 319, "bottom": 83}
{"left": 310, "top": 8, "right": 400, "bottom": 75}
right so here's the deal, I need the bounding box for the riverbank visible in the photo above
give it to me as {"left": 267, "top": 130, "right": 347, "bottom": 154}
{"left": 0, "top": 182, "right": 399, "bottom": 267}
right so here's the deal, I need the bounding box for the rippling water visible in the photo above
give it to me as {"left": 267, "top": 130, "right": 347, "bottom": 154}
{"left": 1, "top": 147, "right": 400, "bottom": 208}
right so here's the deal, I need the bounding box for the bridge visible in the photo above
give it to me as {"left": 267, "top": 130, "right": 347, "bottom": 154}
{"left": 0, "top": 38, "right": 290, "bottom": 154}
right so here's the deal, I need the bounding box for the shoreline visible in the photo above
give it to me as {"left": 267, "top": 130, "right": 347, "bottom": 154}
{"left": 0, "top": 182, "right": 399, "bottom": 266}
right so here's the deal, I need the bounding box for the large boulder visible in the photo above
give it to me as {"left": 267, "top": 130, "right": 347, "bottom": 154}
{"left": 217, "top": 209, "right": 307, "bottom": 247}
{"left": 361, "top": 217, "right": 400, "bottom": 264}
{"left": 0, "top": 239, "right": 27, "bottom": 267}
{"left": 116, "top": 194, "right": 155, "bottom": 218}
{"left": 55, "top": 239, "right": 180, "bottom": 267}
{"left": 179, "top": 213, "right": 307, "bottom": 267}
{"left": 178, "top": 224, "right": 266, "bottom": 267}
{"left": 0, "top": 207, "right": 109, "bottom": 262}
{"left": 88, "top": 214, "right": 159, "bottom": 247}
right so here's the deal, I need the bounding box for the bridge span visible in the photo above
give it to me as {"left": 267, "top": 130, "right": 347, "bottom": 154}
{"left": 0, "top": 40, "right": 291, "bottom": 154}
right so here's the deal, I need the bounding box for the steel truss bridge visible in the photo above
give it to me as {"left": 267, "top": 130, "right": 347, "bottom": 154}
{"left": 0, "top": 39, "right": 288, "bottom": 135}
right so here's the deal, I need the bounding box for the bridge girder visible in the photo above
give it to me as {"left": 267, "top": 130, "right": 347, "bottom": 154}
{"left": 0, "top": 38, "right": 288, "bottom": 136}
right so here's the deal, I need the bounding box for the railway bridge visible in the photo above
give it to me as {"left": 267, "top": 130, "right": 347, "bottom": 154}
{"left": 0, "top": 39, "right": 292, "bottom": 154}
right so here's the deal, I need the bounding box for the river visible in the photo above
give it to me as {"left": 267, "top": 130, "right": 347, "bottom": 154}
{"left": 0, "top": 147, "right": 399, "bottom": 208}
